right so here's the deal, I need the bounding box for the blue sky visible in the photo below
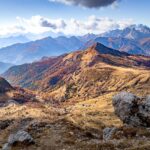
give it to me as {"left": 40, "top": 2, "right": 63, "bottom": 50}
{"left": 0, "top": 0, "right": 149, "bottom": 37}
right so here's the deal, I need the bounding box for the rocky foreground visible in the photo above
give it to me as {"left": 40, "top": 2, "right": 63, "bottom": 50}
{"left": 0, "top": 91, "right": 150, "bottom": 150}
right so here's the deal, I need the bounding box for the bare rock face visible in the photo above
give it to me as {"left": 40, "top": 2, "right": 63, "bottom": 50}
{"left": 113, "top": 92, "right": 150, "bottom": 127}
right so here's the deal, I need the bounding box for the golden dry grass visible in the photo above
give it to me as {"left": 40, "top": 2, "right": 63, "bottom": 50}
{"left": 0, "top": 60, "right": 150, "bottom": 149}
{"left": 66, "top": 93, "right": 122, "bottom": 130}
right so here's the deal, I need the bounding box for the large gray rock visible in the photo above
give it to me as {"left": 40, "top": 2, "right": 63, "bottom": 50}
{"left": 2, "top": 130, "right": 34, "bottom": 149}
{"left": 113, "top": 92, "right": 150, "bottom": 127}
{"left": 8, "top": 130, "right": 34, "bottom": 145}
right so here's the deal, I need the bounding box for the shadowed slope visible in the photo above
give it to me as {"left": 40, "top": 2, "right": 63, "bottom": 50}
{"left": 0, "top": 77, "right": 13, "bottom": 93}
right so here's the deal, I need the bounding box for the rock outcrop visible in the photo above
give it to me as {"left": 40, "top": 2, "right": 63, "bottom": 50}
{"left": 113, "top": 92, "right": 150, "bottom": 127}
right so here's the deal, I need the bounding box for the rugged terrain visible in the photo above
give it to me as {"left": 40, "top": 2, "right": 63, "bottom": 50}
{"left": 3, "top": 42, "right": 150, "bottom": 98}
{"left": 0, "top": 43, "right": 150, "bottom": 150}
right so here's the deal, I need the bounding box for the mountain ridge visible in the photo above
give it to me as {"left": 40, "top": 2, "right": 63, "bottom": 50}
{"left": 0, "top": 35, "right": 29, "bottom": 48}
{"left": 0, "top": 24, "right": 149, "bottom": 65}
{"left": 88, "top": 42, "right": 130, "bottom": 57}
{"left": 102, "top": 24, "right": 150, "bottom": 40}
{"left": 3, "top": 43, "right": 150, "bottom": 102}
{"left": 0, "top": 36, "right": 83, "bottom": 64}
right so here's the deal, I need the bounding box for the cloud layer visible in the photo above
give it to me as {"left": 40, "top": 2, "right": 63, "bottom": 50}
{"left": 49, "top": 0, "right": 119, "bottom": 8}
{"left": 0, "top": 15, "right": 133, "bottom": 38}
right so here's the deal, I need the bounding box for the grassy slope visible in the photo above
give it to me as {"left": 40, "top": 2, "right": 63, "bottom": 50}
{"left": 0, "top": 44, "right": 150, "bottom": 149}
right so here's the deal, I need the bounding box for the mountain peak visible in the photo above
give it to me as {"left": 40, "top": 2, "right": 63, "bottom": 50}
{"left": 87, "top": 42, "right": 129, "bottom": 57}
{"left": 128, "top": 24, "right": 150, "bottom": 32}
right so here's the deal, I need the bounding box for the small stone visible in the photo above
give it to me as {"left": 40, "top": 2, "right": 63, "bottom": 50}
{"left": 69, "top": 131, "right": 74, "bottom": 136}
{"left": 103, "top": 127, "right": 117, "bottom": 141}
{"left": 2, "top": 143, "right": 11, "bottom": 150}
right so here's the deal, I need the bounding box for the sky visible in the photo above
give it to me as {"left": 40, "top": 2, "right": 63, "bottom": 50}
{"left": 0, "top": 0, "right": 149, "bottom": 38}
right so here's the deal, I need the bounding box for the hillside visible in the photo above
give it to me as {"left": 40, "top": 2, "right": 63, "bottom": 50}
{"left": 1, "top": 43, "right": 150, "bottom": 150}
{"left": 0, "top": 77, "right": 13, "bottom": 93}
{"left": 139, "top": 37, "right": 150, "bottom": 55}
{"left": 3, "top": 42, "right": 150, "bottom": 101}
{"left": 0, "top": 76, "right": 39, "bottom": 104}
{"left": 1, "top": 0, "right": 150, "bottom": 149}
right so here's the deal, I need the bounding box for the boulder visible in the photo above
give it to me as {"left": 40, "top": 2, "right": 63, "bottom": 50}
{"left": 5, "top": 100, "right": 20, "bottom": 107}
{"left": 8, "top": 130, "right": 34, "bottom": 145}
{"left": 113, "top": 92, "right": 150, "bottom": 127}
{"left": 2, "top": 130, "right": 34, "bottom": 149}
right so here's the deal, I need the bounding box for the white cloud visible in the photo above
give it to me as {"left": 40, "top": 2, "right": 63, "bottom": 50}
{"left": 0, "top": 15, "right": 134, "bottom": 37}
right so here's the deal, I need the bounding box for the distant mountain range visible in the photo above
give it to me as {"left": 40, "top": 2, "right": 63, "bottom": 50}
{"left": 102, "top": 24, "right": 150, "bottom": 40}
{"left": 0, "top": 24, "right": 149, "bottom": 64}
{"left": 98, "top": 24, "right": 150, "bottom": 55}
{"left": 0, "top": 62, "right": 13, "bottom": 74}
{"left": 0, "top": 36, "right": 84, "bottom": 64}
{"left": 0, "top": 35, "right": 29, "bottom": 48}
{"left": 83, "top": 37, "right": 147, "bottom": 55}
